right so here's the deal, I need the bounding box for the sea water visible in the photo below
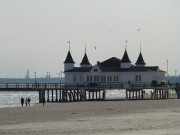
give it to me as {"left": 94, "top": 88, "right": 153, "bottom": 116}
{"left": 0, "top": 90, "right": 127, "bottom": 108}
{"left": 1, "top": 89, "right": 170, "bottom": 108}
{"left": 0, "top": 91, "right": 39, "bottom": 108}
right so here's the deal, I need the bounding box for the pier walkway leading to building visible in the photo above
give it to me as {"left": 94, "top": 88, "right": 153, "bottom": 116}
{"left": 0, "top": 82, "right": 180, "bottom": 103}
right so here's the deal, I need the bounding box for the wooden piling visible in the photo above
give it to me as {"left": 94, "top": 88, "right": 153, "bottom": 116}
{"left": 89, "top": 91, "right": 90, "bottom": 100}
{"left": 103, "top": 90, "right": 106, "bottom": 100}
{"left": 141, "top": 90, "right": 144, "bottom": 100}
{"left": 138, "top": 90, "right": 141, "bottom": 99}
{"left": 51, "top": 90, "right": 54, "bottom": 102}
{"left": 59, "top": 90, "right": 62, "bottom": 101}
{"left": 129, "top": 91, "right": 131, "bottom": 100}
{"left": 126, "top": 90, "right": 128, "bottom": 100}
{"left": 136, "top": 90, "right": 138, "bottom": 99}
{"left": 47, "top": 90, "right": 49, "bottom": 102}
{"left": 56, "top": 90, "right": 58, "bottom": 102}
{"left": 99, "top": 90, "right": 101, "bottom": 100}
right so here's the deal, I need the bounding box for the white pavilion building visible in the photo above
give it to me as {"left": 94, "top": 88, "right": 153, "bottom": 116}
{"left": 63, "top": 48, "right": 165, "bottom": 88}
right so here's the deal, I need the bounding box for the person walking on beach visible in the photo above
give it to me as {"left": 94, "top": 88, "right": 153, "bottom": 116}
{"left": 27, "top": 97, "right": 31, "bottom": 106}
{"left": 42, "top": 97, "right": 45, "bottom": 106}
{"left": 25, "top": 98, "right": 28, "bottom": 107}
{"left": 21, "top": 97, "right": 24, "bottom": 107}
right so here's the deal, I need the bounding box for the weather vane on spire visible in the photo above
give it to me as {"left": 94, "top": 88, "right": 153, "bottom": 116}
{"left": 125, "top": 40, "right": 127, "bottom": 50}
{"left": 67, "top": 40, "right": 71, "bottom": 51}
{"left": 85, "top": 43, "right": 86, "bottom": 53}
{"left": 140, "top": 42, "right": 142, "bottom": 52}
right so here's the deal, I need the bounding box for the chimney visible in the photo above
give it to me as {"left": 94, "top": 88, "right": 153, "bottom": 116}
{"left": 97, "top": 61, "right": 100, "bottom": 66}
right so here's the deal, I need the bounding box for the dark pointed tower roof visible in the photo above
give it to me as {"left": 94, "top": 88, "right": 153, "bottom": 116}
{"left": 64, "top": 51, "right": 75, "bottom": 63}
{"left": 121, "top": 50, "right": 131, "bottom": 63}
{"left": 80, "top": 52, "right": 91, "bottom": 65}
{"left": 135, "top": 52, "right": 146, "bottom": 65}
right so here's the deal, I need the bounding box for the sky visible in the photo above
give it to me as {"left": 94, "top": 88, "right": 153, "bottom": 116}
{"left": 0, "top": 0, "right": 180, "bottom": 78}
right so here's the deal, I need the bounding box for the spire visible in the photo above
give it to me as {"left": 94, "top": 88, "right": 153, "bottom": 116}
{"left": 80, "top": 44, "right": 91, "bottom": 67}
{"left": 64, "top": 51, "right": 75, "bottom": 63}
{"left": 80, "top": 52, "right": 91, "bottom": 65}
{"left": 121, "top": 49, "right": 131, "bottom": 63}
{"left": 135, "top": 52, "right": 146, "bottom": 66}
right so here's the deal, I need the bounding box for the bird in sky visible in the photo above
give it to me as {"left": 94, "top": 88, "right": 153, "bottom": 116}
{"left": 94, "top": 46, "right": 96, "bottom": 50}
{"left": 137, "top": 28, "right": 140, "bottom": 31}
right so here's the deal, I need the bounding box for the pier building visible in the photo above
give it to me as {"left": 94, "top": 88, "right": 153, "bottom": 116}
{"left": 64, "top": 48, "right": 166, "bottom": 88}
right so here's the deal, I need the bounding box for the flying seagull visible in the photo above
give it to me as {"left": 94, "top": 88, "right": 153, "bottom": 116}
{"left": 137, "top": 28, "right": 140, "bottom": 31}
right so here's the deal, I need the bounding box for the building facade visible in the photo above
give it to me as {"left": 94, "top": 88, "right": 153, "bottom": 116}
{"left": 64, "top": 49, "right": 165, "bottom": 87}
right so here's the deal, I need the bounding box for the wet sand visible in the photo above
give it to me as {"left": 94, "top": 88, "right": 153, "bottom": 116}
{"left": 0, "top": 99, "right": 180, "bottom": 135}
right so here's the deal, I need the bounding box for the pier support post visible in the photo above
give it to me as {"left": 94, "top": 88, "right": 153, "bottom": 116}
{"left": 159, "top": 90, "right": 161, "bottom": 99}
{"left": 126, "top": 90, "right": 128, "bottom": 100}
{"left": 92, "top": 91, "right": 94, "bottom": 100}
{"left": 51, "top": 90, "right": 54, "bottom": 102}
{"left": 177, "top": 90, "right": 180, "bottom": 99}
{"left": 129, "top": 91, "right": 131, "bottom": 100}
{"left": 155, "top": 90, "right": 157, "bottom": 99}
{"left": 103, "top": 90, "right": 106, "bottom": 100}
{"left": 59, "top": 90, "right": 62, "bottom": 101}
{"left": 161, "top": 90, "right": 164, "bottom": 99}
{"left": 47, "top": 90, "right": 49, "bottom": 102}
{"left": 83, "top": 90, "right": 86, "bottom": 101}
{"left": 39, "top": 90, "right": 42, "bottom": 103}
{"left": 141, "top": 90, "right": 144, "bottom": 100}
{"left": 39, "top": 89, "right": 45, "bottom": 103}
{"left": 56, "top": 90, "right": 58, "bottom": 102}
{"left": 166, "top": 90, "right": 168, "bottom": 99}
{"left": 151, "top": 91, "right": 153, "bottom": 99}
{"left": 99, "top": 90, "right": 101, "bottom": 100}
{"left": 89, "top": 91, "right": 91, "bottom": 100}
{"left": 96, "top": 90, "right": 98, "bottom": 100}
{"left": 62, "top": 90, "right": 65, "bottom": 102}
{"left": 132, "top": 91, "right": 134, "bottom": 100}
{"left": 138, "top": 90, "right": 141, "bottom": 99}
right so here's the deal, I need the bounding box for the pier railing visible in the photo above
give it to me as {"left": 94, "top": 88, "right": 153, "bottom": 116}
{"left": 0, "top": 83, "right": 64, "bottom": 89}
{"left": 0, "top": 82, "right": 178, "bottom": 91}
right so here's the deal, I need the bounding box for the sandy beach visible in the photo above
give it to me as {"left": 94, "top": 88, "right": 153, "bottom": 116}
{"left": 0, "top": 99, "right": 180, "bottom": 135}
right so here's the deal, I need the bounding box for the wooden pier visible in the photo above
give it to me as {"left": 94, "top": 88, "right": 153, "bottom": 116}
{"left": 0, "top": 82, "right": 180, "bottom": 103}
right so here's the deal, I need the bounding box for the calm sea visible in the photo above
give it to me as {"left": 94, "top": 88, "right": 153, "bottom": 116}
{"left": 0, "top": 90, "right": 127, "bottom": 108}
{"left": 0, "top": 91, "right": 39, "bottom": 108}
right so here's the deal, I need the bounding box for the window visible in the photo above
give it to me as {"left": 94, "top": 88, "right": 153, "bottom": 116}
{"left": 94, "top": 69, "right": 98, "bottom": 72}
{"left": 104, "top": 76, "right": 106, "bottom": 82}
{"left": 101, "top": 76, "right": 104, "bottom": 82}
{"left": 73, "top": 76, "right": 76, "bottom": 82}
{"left": 109, "top": 76, "right": 112, "bottom": 82}
{"left": 90, "top": 76, "right": 92, "bottom": 82}
{"left": 79, "top": 75, "right": 83, "bottom": 82}
{"left": 107, "top": 76, "right": 112, "bottom": 82}
{"left": 94, "top": 76, "right": 96, "bottom": 81}
{"left": 87, "top": 76, "right": 89, "bottom": 82}
{"left": 101, "top": 76, "right": 106, "bottom": 82}
{"left": 114, "top": 76, "right": 119, "bottom": 82}
{"left": 97, "top": 76, "right": 99, "bottom": 82}
{"left": 94, "top": 76, "right": 100, "bottom": 82}
{"left": 135, "top": 75, "right": 141, "bottom": 82}
{"left": 135, "top": 75, "right": 138, "bottom": 82}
